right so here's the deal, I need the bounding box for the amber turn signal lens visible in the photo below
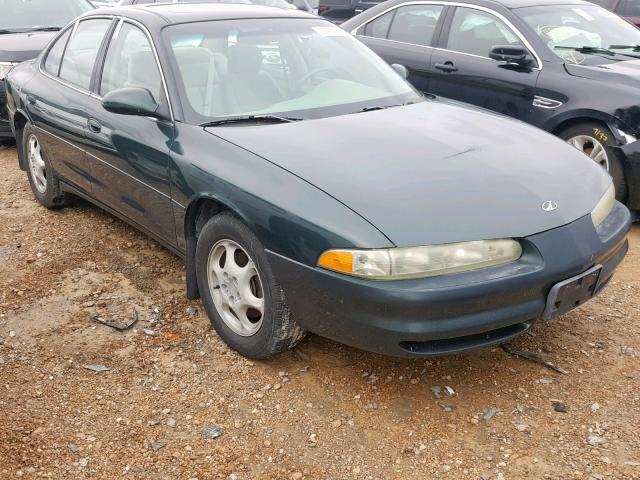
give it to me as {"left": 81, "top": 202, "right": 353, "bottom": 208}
{"left": 317, "top": 250, "right": 353, "bottom": 274}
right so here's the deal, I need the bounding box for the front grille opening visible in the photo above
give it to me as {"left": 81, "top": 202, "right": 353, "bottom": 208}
{"left": 399, "top": 321, "right": 532, "bottom": 356}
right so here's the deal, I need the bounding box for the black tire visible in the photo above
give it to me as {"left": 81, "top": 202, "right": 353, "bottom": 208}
{"left": 195, "top": 211, "right": 306, "bottom": 359}
{"left": 559, "top": 122, "right": 627, "bottom": 202}
{"left": 21, "top": 124, "right": 69, "bottom": 209}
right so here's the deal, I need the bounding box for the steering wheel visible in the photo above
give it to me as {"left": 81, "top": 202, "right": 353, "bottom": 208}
{"left": 293, "top": 66, "right": 353, "bottom": 92}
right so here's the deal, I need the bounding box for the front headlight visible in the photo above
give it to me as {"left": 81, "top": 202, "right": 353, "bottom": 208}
{"left": 318, "top": 239, "right": 522, "bottom": 280}
{"left": 0, "top": 62, "right": 17, "bottom": 81}
{"left": 591, "top": 182, "right": 615, "bottom": 227}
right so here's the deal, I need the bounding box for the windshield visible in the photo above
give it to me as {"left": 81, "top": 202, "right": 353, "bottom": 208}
{"left": 516, "top": 4, "right": 640, "bottom": 65}
{"left": 0, "top": 0, "right": 93, "bottom": 32}
{"left": 163, "top": 19, "right": 421, "bottom": 123}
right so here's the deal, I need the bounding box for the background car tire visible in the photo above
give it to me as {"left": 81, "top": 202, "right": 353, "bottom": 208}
{"left": 559, "top": 122, "right": 627, "bottom": 202}
{"left": 195, "top": 211, "right": 306, "bottom": 359}
{"left": 21, "top": 124, "right": 69, "bottom": 209}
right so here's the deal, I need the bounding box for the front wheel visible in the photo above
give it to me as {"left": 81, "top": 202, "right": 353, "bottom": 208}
{"left": 195, "top": 212, "right": 306, "bottom": 359}
{"left": 560, "top": 122, "right": 627, "bottom": 202}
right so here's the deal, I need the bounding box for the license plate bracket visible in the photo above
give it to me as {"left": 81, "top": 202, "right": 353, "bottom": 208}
{"left": 542, "top": 265, "right": 602, "bottom": 321}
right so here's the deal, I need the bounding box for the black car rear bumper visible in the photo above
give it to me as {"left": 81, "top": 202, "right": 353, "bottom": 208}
{"left": 268, "top": 202, "right": 631, "bottom": 357}
{"left": 0, "top": 80, "right": 12, "bottom": 141}
{"left": 619, "top": 140, "right": 640, "bottom": 210}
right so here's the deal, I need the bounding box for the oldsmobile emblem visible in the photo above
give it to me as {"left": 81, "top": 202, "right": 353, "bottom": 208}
{"left": 542, "top": 200, "right": 558, "bottom": 212}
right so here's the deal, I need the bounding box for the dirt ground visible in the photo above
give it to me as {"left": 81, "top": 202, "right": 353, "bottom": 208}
{"left": 0, "top": 144, "right": 639, "bottom": 480}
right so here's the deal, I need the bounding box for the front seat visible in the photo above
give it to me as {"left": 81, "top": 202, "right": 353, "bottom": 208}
{"left": 173, "top": 46, "right": 219, "bottom": 116}
{"left": 220, "top": 44, "right": 282, "bottom": 114}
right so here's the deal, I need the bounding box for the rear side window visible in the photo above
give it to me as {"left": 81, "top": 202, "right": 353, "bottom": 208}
{"left": 44, "top": 29, "right": 72, "bottom": 76}
{"left": 100, "top": 22, "right": 162, "bottom": 99}
{"left": 363, "top": 10, "right": 394, "bottom": 38}
{"left": 59, "top": 19, "right": 111, "bottom": 90}
{"left": 387, "top": 5, "right": 443, "bottom": 46}
{"left": 362, "top": 5, "right": 443, "bottom": 47}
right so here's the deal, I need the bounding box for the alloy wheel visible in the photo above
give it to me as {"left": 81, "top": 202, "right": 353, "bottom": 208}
{"left": 567, "top": 135, "right": 610, "bottom": 171}
{"left": 27, "top": 134, "right": 47, "bottom": 194}
{"left": 207, "top": 239, "right": 265, "bottom": 337}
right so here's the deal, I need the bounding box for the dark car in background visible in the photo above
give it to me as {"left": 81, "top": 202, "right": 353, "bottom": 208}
{"left": 343, "top": 0, "right": 640, "bottom": 211}
{"left": 6, "top": 4, "right": 630, "bottom": 358}
{"left": 119, "top": 0, "right": 315, "bottom": 13}
{"left": 319, "top": 0, "right": 382, "bottom": 23}
{"left": 590, "top": 0, "right": 640, "bottom": 27}
{"left": 0, "top": 0, "right": 93, "bottom": 144}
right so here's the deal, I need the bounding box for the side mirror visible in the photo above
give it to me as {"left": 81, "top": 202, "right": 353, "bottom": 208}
{"left": 489, "top": 45, "right": 534, "bottom": 67}
{"left": 102, "top": 87, "right": 160, "bottom": 117}
{"left": 391, "top": 63, "right": 408, "bottom": 80}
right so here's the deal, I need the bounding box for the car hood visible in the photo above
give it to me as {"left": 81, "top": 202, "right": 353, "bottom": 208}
{"left": 207, "top": 101, "right": 610, "bottom": 247}
{"left": 565, "top": 58, "right": 640, "bottom": 85}
{"left": 0, "top": 31, "right": 55, "bottom": 63}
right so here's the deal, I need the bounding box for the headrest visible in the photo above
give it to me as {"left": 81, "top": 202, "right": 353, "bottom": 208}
{"left": 227, "top": 44, "right": 263, "bottom": 75}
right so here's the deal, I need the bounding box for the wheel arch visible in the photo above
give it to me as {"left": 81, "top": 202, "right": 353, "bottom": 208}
{"left": 551, "top": 114, "right": 613, "bottom": 137}
{"left": 183, "top": 194, "right": 252, "bottom": 300}
{"left": 549, "top": 111, "right": 633, "bottom": 144}
{"left": 12, "top": 110, "right": 30, "bottom": 171}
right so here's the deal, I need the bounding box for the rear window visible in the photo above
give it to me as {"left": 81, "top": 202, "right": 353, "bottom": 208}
{"left": 588, "top": 0, "right": 617, "bottom": 8}
{"left": 618, "top": 0, "right": 640, "bottom": 16}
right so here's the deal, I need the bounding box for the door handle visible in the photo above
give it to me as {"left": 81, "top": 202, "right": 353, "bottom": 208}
{"left": 26, "top": 94, "right": 36, "bottom": 105}
{"left": 87, "top": 118, "right": 102, "bottom": 133}
{"left": 434, "top": 62, "right": 458, "bottom": 73}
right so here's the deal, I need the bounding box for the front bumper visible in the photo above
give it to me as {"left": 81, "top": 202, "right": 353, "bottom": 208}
{"left": 268, "top": 202, "right": 631, "bottom": 357}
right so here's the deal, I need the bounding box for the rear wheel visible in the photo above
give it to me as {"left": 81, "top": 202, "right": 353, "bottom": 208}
{"left": 559, "top": 122, "right": 627, "bottom": 202}
{"left": 195, "top": 212, "right": 306, "bottom": 358}
{"left": 21, "top": 124, "right": 68, "bottom": 208}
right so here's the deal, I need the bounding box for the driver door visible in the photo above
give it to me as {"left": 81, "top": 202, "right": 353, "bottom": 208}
{"left": 428, "top": 6, "right": 540, "bottom": 121}
{"left": 83, "top": 20, "right": 177, "bottom": 244}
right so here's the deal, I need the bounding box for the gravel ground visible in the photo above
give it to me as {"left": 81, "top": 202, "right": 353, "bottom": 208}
{"left": 1, "top": 144, "right": 639, "bottom": 480}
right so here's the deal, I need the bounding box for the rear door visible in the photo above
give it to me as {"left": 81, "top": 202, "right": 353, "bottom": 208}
{"left": 428, "top": 6, "right": 540, "bottom": 121}
{"left": 83, "top": 19, "right": 177, "bottom": 244}
{"left": 28, "top": 18, "right": 112, "bottom": 194}
{"left": 352, "top": 3, "right": 447, "bottom": 93}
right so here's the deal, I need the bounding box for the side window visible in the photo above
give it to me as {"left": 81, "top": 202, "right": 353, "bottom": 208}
{"left": 387, "top": 5, "right": 444, "bottom": 46}
{"left": 59, "top": 19, "right": 112, "bottom": 90}
{"left": 44, "top": 29, "right": 72, "bottom": 76}
{"left": 446, "top": 7, "right": 520, "bottom": 58}
{"left": 100, "top": 22, "right": 162, "bottom": 100}
{"left": 618, "top": 0, "right": 640, "bottom": 16}
{"left": 363, "top": 11, "right": 394, "bottom": 38}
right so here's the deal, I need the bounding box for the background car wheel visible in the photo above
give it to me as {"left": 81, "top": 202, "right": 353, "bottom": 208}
{"left": 195, "top": 211, "right": 306, "bottom": 359}
{"left": 560, "top": 122, "right": 627, "bottom": 202}
{"left": 21, "top": 124, "right": 69, "bottom": 209}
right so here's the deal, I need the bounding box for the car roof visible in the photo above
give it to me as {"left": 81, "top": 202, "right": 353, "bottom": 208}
{"left": 493, "top": 0, "right": 592, "bottom": 8}
{"left": 91, "top": 2, "right": 314, "bottom": 25}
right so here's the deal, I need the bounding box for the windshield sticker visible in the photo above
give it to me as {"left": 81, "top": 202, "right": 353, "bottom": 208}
{"left": 312, "top": 26, "right": 349, "bottom": 37}
{"left": 572, "top": 8, "right": 595, "bottom": 22}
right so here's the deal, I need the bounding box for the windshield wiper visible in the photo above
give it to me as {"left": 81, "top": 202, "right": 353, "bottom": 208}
{"left": 200, "top": 115, "right": 302, "bottom": 127}
{"left": 29, "top": 26, "right": 62, "bottom": 32}
{"left": 554, "top": 45, "right": 616, "bottom": 55}
{"left": 610, "top": 44, "right": 640, "bottom": 52}
{"left": 357, "top": 102, "right": 414, "bottom": 113}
